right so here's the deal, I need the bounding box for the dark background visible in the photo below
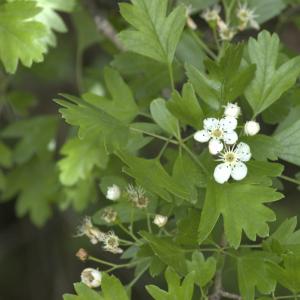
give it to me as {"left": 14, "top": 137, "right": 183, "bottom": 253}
{"left": 0, "top": 1, "right": 300, "bottom": 299}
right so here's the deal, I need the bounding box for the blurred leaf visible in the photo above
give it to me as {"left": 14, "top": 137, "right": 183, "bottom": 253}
{"left": 238, "top": 251, "right": 276, "bottom": 300}
{"left": 245, "top": 31, "right": 300, "bottom": 116}
{"left": 178, "top": 0, "right": 218, "bottom": 14}
{"left": 198, "top": 182, "right": 283, "bottom": 248}
{"left": 167, "top": 83, "right": 204, "bottom": 129}
{"left": 2, "top": 158, "right": 59, "bottom": 226}
{"left": 150, "top": 98, "right": 179, "bottom": 138}
{"left": 176, "top": 30, "right": 206, "bottom": 71}
{"left": 187, "top": 251, "right": 216, "bottom": 287}
{"left": 58, "top": 134, "right": 109, "bottom": 186}
{"left": 0, "top": 1, "right": 47, "bottom": 73}
{"left": 119, "top": 0, "right": 186, "bottom": 64}
{"left": 0, "top": 142, "right": 12, "bottom": 168}
{"left": 2, "top": 116, "right": 58, "bottom": 164}
{"left": 64, "top": 282, "right": 102, "bottom": 300}
{"left": 146, "top": 268, "right": 194, "bottom": 300}
{"left": 6, "top": 90, "right": 37, "bottom": 115}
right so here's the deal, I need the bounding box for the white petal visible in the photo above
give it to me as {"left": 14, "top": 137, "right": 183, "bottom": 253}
{"left": 209, "top": 139, "right": 224, "bottom": 155}
{"left": 224, "top": 103, "right": 241, "bottom": 118}
{"left": 194, "top": 130, "right": 210, "bottom": 143}
{"left": 231, "top": 162, "right": 248, "bottom": 181}
{"left": 235, "top": 142, "right": 251, "bottom": 162}
{"left": 223, "top": 131, "right": 238, "bottom": 145}
{"left": 219, "top": 116, "right": 238, "bottom": 131}
{"left": 203, "top": 118, "right": 219, "bottom": 131}
{"left": 214, "top": 163, "right": 231, "bottom": 184}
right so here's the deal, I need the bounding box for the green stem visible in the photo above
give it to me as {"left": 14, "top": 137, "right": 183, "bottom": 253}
{"left": 88, "top": 256, "right": 118, "bottom": 267}
{"left": 156, "top": 139, "right": 171, "bottom": 160}
{"left": 130, "top": 127, "right": 178, "bottom": 144}
{"left": 126, "top": 263, "right": 150, "bottom": 290}
{"left": 146, "top": 213, "right": 153, "bottom": 234}
{"left": 276, "top": 295, "right": 300, "bottom": 300}
{"left": 189, "top": 29, "right": 217, "bottom": 60}
{"left": 117, "top": 222, "right": 140, "bottom": 243}
{"left": 280, "top": 175, "right": 300, "bottom": 186}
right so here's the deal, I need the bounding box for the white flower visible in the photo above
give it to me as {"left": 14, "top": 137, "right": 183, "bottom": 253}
{"left": 194, "top": 117, "right": 238, "bottom": 155}
{"left": 244, "top": 120, "right": 260, "bottom": 136}
{"left": 81, "top": 268, "right": 102, "bottom": 288}
{"left": 47, "top": 139, "right": 56, "bottom": 151}
{"left": 153, "top": 215, "right": 168, "bottom": 228}
{"left": 201, "top": 5, "right": 221, "bottom": 23}
{"left": 214, "top": 142, "right": 252, "bottom": 184}
{"left": 103, "top": 232, "right": 123, "bottom": 254}
{"left": 217, "top": 20, "right": 236, "bottom": 41}
{"left": 224, "top": 103, "right": 241, "bottom": 119}
{"left": 106, "top": 184, "right": 121, "bottom": 201}
{"left": 236, "top": 3, "right": 259, "bottom": 31}
{"left": 76, "top": 217, "right": 106, "bottom": 244}
{"left": 101, "top": 208, "right": 118, "bottom": 224}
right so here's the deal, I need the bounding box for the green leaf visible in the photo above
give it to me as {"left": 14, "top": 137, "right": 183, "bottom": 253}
{"left": 2, "top": 116, "right": 58, "bottom": 164}
{"left": 83, "top": 67, "right": 139, "bottom": 123}
{"left": 0, "top": 142, "right": 12, "bottom": 168}
{"left": 242, "top": 135, "right": 282, "bottom": 161}
{"left": 247, "top": 0, "right": 286, "bottom": 24}
{"left": 119, "top": 0, "right": 186, "bottom": 64}
{"left": 0, "top": 1, "right": 47, "bottom": 73}
{"left": 141, "top": 232, "right": 187, "bottom": 274}
{"left": 150, "top": 98, "right": 179, "bottom": 138}
{"left": 167, "top": 83, "right": 204, "bottom": 129}
{"left": 64, "top": 275, "right": 129, "bottom": 300}
{"left": 274, "top": 107, "right": 300, "bottom": 166}
{"left": 116, "top": 151, "right": 190, "bottom": 202}
{"left": 58, "top": 134, "right": 109, "bottom": 186}
{"left": 55, "top": 94, "right": 129, "bottom": 150}
{"left": 265, "top": 217, "right": 300, "bottom": 255}
{"left": 63, "top": 282, "right": 102, "bottom": 300}
{"left": 245, "top": 31, "right": 300, "bottom": 116}
{"left": 198, "top": 182, "right": 283, "bottom": 248}
{"left": 146, "top": 268, "right": 194, "bottom": 300}
{"left": 176, "top": 209, "right": 200, "bottom": 246}
{"left": 187, "top": 251, "right": 216, "bottom": 287}
{"left": 172, "top": 153, "right": 206, "bottom": 204}
{"left": 267, "top": 253, "right": 300, "bottom": 293}
{"left": 2, "top": 158, "right": 59, "bottom": 227}
{"left": 101, "top": 273, "right": 129, "bottom": 300}
{"left": 178, "top": 0, "right": 218, "bottom": 13}
{"left": 238, "top": 251, "right": 276, "bottom": 300}
{"left": 185, "top": 63, "right": 220, "bottom": 109}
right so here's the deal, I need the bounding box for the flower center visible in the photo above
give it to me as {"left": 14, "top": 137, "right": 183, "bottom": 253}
{"left": 224, "top": 151, "right": 237, "bottom": 164}
{"left": 212, "top": 128, "right": 223, "bottom": 139}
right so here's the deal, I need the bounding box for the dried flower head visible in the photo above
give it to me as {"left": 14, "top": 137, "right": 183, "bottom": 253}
{"left": 101, "top": 208, "right": 118, "bottom": 224}
{"left": 217, "top": 20, "right": 236, "bottom": 41}
{"left": 201, "top": 5, "right": 221, "bottom": 23}
{"left": 236, "top": 3, "right": 259, "bottom": 31}
{"left": 103, "top": 231, "right": 123, "bottom": 254}
{"left": 76, "top": 248, "right": 89, "bottom": 262}
{"left": 126, "top": 184, "right": 149, "bottom": 209}
{"left": 81, "top": 268, "right": 102, "bottom": 288}
{"left": 76, "top": 216, "right": 106, "bottom": 244}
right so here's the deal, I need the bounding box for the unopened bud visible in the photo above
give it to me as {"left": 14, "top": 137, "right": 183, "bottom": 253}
{"left": 76, "top": 248, "right": 89, "bottom": 262}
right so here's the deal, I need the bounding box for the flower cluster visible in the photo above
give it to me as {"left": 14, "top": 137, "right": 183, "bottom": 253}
{"left": 201, "top": 2, "right": 259, "bottom": 41}
{"left": 194, "top": 103, "right": 260, "bottom": 184}
{"left": 76, "top": 217, "right": 123, "bottom": 254}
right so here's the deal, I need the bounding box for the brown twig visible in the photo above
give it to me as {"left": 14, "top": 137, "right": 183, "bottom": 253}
{"left": 84, "top": 0, "right": 125, "bottom": 51}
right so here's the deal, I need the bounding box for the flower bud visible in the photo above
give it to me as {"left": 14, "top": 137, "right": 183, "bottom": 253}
{"left": 224, "top": 103, "right": 241, "bottom": 119}
{"left": 153, "top": 214, "right": 168, "bottom": 228}
{"left": 81, "top": 268, "right": 102, "bottom": 288}
{"left": 244, "top": 121, "right": 260, "bottom": 136}
{"left": 76, "top": 248, "right": 88, "bottom": 262}
{"left": 106, "top": 184, "right": 121, "bottom": 201}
